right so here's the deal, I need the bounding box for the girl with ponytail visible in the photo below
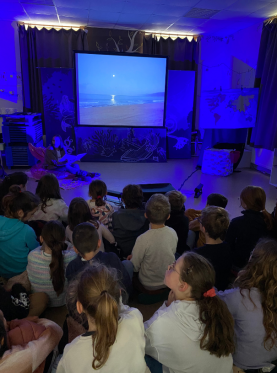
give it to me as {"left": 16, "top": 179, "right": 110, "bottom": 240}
{"left": 27, "top": 220, "right": 76, "bottom": 307}
{"left": 225, "top": 185, "right": 274, "bottom": 270}
{"left": 144, "top": 252, "right": 235, "bottom": 373}
{"left": 57, "top": 265, "right": 149, "bottom": 373}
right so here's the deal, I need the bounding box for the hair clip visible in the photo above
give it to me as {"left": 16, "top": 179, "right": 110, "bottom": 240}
{"left": 96, "top": 196, "right": 102, "bottom": 199}
{"left": 186, "top": 265, "right": 194, "bottom": 275}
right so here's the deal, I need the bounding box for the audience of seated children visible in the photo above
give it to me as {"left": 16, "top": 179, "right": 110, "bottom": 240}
{"left": 65, "top": 197, "right": 115, "bottom": 252}
{"left": 109, "top": 184, "right": 149, "bottom": 258}
{"left": 86, "top": 180, "right": 114, "bottom": 227}
{"left": 66, "top": 223, "right": 132, "bottom": 295}
{"left": 57, "top": 265, "right": 148, "bottom": 373}
{"left": 165, "top": 190, "right": 189, "bottom": 256}
{"left": 225, "top": 186, "right": 274, "bottom": 270}
{"left": 0, "top": 172, "right": 28, "bottom": 215}
{"left": 185, "top": 193, "right": 228, "bottom": 248}
{"left": 219, "top": 238, "right": 277, "bottom": 372}
{"left": 194, "top": 206, "right": 232, "bottom": 290}
{"left": 144, "top": 252, "right": 235, "bottom": 373}
{"left": 29, "top": 173, "right": 69, "bottom": 223}
{"left": 27, "top": 220, "right": 76, "bottom": 308}
{"left": 130, "top": 193, "right": 178, "bottom": 291}
{"left": 0, "top": 186, "right": 39, "bottom": 285}
{"left": 0, "top": 310, "right": 62, "bottom": 373}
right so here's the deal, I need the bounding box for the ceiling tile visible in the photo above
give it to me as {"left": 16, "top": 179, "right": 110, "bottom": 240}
{"left": 55, "top": 0, "right": 91, "bottom": 9}
{"left": 153, "top": 5, "right": 193, "bottom": 17}
{"left": 193, "top": 0, "right": 237, "bottom": 11}
{"left": 0, "top": 2, "right": 25, "bottom": 12}
{"left": 175, "top": 17, "right": 209, "bottom": 26}
{"left": 146, "top": 14, "right": 180, "bottom": 24}
{"left": 57, "top": 8, "right": 89, "bottom": 17}
{"left": 249, "top": 3, "right": 277, "bottom": 18}
{"left": 117, "top": 13, "right": 151, "bottom": 26}
{"left": 167, "top": 25, "right": 195, "bottom": 32}
{"left": 89, "top": 0, "right": 125, "bottom": 13}
{"left": 211, "top": 10, "right": 248, "bottom": 20}
{"left": 27, "top": 13, "right": 59, "bottom": 23}
{"left": 86, "top": 21, "right": 116, "bottom": 27}
{"left": 59, "top": 15, "right": 88, "bottom": 25}
{"left": 22, "top": 3, "right": 56, "bottom": 15}
{"left": 89, "top": 10, "right": 121, "bottom": 23}
{"left": 122, "top": 2, "right": 157, "bottom": 14}
{"left": 227, "top": 0, "right": 271, "bottom": 13}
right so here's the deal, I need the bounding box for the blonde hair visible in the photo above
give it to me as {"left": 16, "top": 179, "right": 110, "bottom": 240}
{"left": 77, "top": 265, "right": 121, "bottom": 369}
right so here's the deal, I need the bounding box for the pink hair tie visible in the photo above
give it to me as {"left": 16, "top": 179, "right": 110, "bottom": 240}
{"left": 96, "top": 196, "right": 102, "bottom": 199}
{"left": 203, "top": 288, "right": 216, "bottom": 298}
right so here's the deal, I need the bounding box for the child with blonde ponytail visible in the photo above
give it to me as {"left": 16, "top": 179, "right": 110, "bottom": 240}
{"left": 144, "top": 252, "right": 235, "bottom": 373}
{"left": 57, "top": 265, "right": 149, "bottom": 373}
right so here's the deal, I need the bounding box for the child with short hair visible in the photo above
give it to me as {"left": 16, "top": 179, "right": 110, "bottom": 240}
{"left": 86, "top": 180, "right": 114, "bottom": 227}
{"left": 27, "top": 220, "right": 76, "bottom": 307}
{"left": 66, "top": 223, "right": 132, "bottom": 295}
{"left": 165, "top": 190, "right": 189, "bottom": 256}
{"left": 29, "top": 173, "right": 69, "bottom": 223}
{"left": 57, "top": 265, "right": 148, "bottom": 373}
{"left": 130, "top": 194, "right": 178, "bottom": 290}
{"left": 194, "top": 206, "right": 232, "bottom": 290}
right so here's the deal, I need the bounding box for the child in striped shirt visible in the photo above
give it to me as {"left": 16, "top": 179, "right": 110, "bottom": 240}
{"left": 27, "top": 220, "right": 76, "bottom": 307}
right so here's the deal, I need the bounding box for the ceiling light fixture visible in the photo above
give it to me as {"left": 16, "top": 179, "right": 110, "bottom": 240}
{"left": 18, "top": 22, "right": 85, "bottom": 31}
{"left": 145, "top": 32, "right": 197, "bottom": 41}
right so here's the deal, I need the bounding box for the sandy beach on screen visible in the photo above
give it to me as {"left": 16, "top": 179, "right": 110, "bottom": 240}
{"left": 80, "top": 102, "right": 164, "bottom": 126}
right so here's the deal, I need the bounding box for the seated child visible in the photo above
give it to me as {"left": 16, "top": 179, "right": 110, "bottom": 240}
{"left": 130, "top": 194, "right": 178, "bottom": 290}
{"left": 66, "top": 223, "right": 132, "bottom": 295}
{"left": 144, "top": 252, "right": 234, "bottom": 373}
{"left": 109, "top": 184, "right": 149, "bottom": 258}
{"left": 0, "top": 310, "right": 62, "bottom": 373}
{"left": 65, "top": 197, "right": 115, "bottom": 252}
{"left": 0, "top": 172, "right": 28, "bottom": 215}
{"left": 185, "top": 193, "right": 228, "bottom": 248}
{"left": 29, "top": 174, "right": 69, "bottom": 223}
{"left": 57, "top": 265, "right": 148, "bottom": 373}
{"left": 0, "top": 186, "right": 39, "bottom": 281}
{"left": 27, "top": 220, "right": 77, "bottom": 307}
{"left": 219, "top": 239, "right": 277, "bottom": 372}
{"left": 193, "top": 206, "right": 232, "bottom": 291}
{"left": 86, "top": 180, "right": 114, "bottom": 227}
{"left": 165, "top": 190, "right": 189, "bottom": 256}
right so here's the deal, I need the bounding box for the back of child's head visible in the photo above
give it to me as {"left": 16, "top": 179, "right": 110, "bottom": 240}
{"left": 68, "top": 197, "right": 95, "bottom": 231}
{"left": 0, "top": 310, "right": 8, "bottom": 358}
{"left": 41, "top": 220, "right": 66, "bottom": 296}
{"left": 72, "top": 222, "right": 99, "bottom": 255}
{"left": 122, "top": 184, "right": 143, "bottom": 209}
{"left": 200, "top": 206, "right": 230, "bottom": 240}
{"left": 36, "top": 173, "right": 62, "bottom": 212}
{"left": 2, "top": 185, "right": 40, "bottom": 220}
{"left": 165, "top": 190, "right": 186, "bottom": 211}
{"left": 89, "top": 180, "right": 107, "bottom": 207}
{"left": 145, "top": 193, "right": 170, "bottom": 224}
{"left": 77, "top": 264, "right": 120, "bottom": 369}
{"left": 207, "top": 193, "right": 228, "bottom": 208}
{"left": 179, "top": 252, "right": 235, "bottom": 357}
{"left": 0, "top": 172, "right": 28, "bottom": 201}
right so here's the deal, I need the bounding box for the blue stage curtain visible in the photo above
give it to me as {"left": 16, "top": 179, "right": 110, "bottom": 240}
{"left": 250, "top": 19, "right": 277, "bottom": 151}
{"left": 18, "top": 25, "right": 88, "bottom": 113}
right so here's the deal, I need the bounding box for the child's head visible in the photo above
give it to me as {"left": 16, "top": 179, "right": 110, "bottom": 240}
{"left": 165, "top": 190, "right": 186, "bottom": 211}
{"left": 2, "top": 185, "right": 40, "bottom": 221}
{"left": 41, "top": 220, "right": 66, "bottom": 296}
{"left": 0, "top": 310, "right": 8, "bottom": 358}
{"left": 68, "top": 197, "right": 95, "bottom": 231}
{"left": 165, "top": 252, "right": 235, "bottom": 358}
{"left": 72, "top": 222, "right": 100, "bottom": 258}
{"left": 76, "top": 265, "right": 121, "bottom": 369}
{"left": 145, "top": 193, "right": 170, "bottom": 225}
{"left": 0, "top": 172, "right": 28, "bottom": 199}
{"left": 122, "top": 184, "right": 143, "bottom": 209}
{"left": 36, "top": 174, "right": 62, "bottom": 212}
{"left": 200, "top": 206, "right": 230, "bottom": 240}
{"left": 235, "top": 238, "right": 277, "bottom": 350}
{"left": 89, "top": 180, "right": 107, "bottom": 207}
{"left": 206, "top": 193, "right": 228, "bottom": 208}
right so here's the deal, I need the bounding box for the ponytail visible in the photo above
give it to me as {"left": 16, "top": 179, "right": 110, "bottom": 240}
{"left": 41, "top": 221, "right": 65, "bottom": 296}
{"left": 262, "top": 209, "right": 273, "bottom": 231}
{"left": 77, "top": 265, "right": 121, "bottom": 369}
{"left": 3, "top": 185, "right": 39, "bottom": 219}
{"left": 89, "top": 180, "right": 107, "bottom": 207}
{"left": 180, "top": 252, "right": 235, "bottom": 358}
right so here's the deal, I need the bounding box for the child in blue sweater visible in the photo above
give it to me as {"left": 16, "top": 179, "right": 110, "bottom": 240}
{"left": 0, "top": 185, "right": 39, "bottom": 280}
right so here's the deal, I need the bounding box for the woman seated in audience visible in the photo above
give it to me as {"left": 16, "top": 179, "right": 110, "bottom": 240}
{"left": 144, "top": 252, "right": 235, "bottom": 373}
{"left": 57, "top": 265, "right": 148, "bottom": 373}
{"left": 0, "top": 172, "right": 28, "bottom": 215}
{"left": 194, "top": 206, "right": 232, "bottom": 290}
{"left": 0, "top": 310, "right": 62, "bottom": 373}
{"left": 87, "top": 180, "right": 114, "bottom": 227}
{"left": 225, "top": 186, "right": 274, "bottom": 270}
{"left": 219, "top": 238, "right": 277, "bottom": 373}
{"left": 27, "top": 220, "right": 76, "bottom": 308}
{"left": 29, "top": 173, "right": 69, "bottom": 223}
{"left": 66, "top": 197, "right": 115, "bottom": 252}
{"left": 0, "top": 186, "right": 39, "bottom": 285}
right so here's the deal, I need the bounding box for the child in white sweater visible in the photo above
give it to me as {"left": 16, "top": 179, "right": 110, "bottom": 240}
{"left": 128, "top": 194, "right": 177, "bottom": 290}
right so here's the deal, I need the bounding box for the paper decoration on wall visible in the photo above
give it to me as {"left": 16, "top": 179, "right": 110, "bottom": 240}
{"left": 199, "top": 88, "right": 259, "bottom": 129}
